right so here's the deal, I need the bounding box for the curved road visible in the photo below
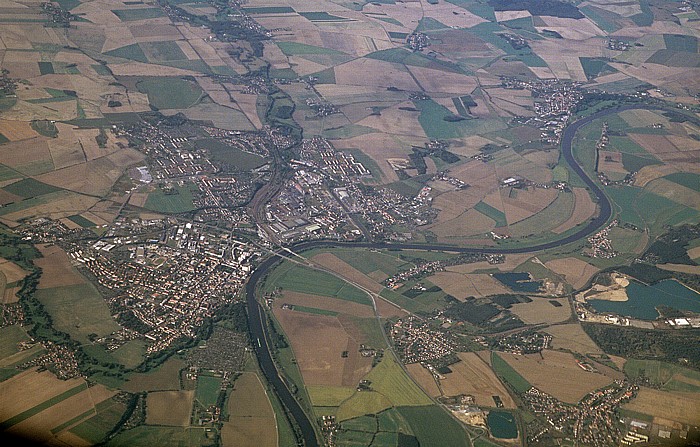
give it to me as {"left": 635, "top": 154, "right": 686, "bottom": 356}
{"left": 245, "top": 105, "right": 659, "bottom": 446}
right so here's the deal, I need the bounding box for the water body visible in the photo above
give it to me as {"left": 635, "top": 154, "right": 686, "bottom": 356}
{"left": 589, "top": 280, "right": 700, "bottom": 320}
{"left": 487, "top": 411, "right": 518, "bottom": 439}
{"left": 245, "top": 106, "right": 666, "bottom": 447}
{"left": 493, "top": 272, "right": 542, "bottom": 293}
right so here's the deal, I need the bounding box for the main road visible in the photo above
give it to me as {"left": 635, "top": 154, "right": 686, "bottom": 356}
{"left": 245, "top": 104, "right": 658, "bottom": 446}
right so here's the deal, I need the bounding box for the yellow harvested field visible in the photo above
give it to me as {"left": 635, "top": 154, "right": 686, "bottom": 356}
{"left": 356, "top": 103, "right": 426, "bottom": 138}
{"left": 545, "top": 257, "right": 599, "bottom": 290}
{"left": 222, "top": 373, "right": 276, "bottom": 447}
{"left": 428, "top": 208, "right": 496, "bottom": 241}
{"left": 0, "top": 368, "right": 85, "bottom": 422}
{"left": 279, "top": 291, "right": 374, "bottom": 317}
{"left": 310, "top": 253, "right": 384, "bottom": 294}
{"left": 34, "top": 244, "right": 86, "bottom": 289}
{"left": 688, "top": 246, "right": 700, "bottom": 260}
{"left": 428, "top": 272, "right": 510, "bottom": 300}
{"left": 406, "top": 363, "right": 441, "bottom": 398}
{"left": 0, "top": 120, "right": 37, "bottom": 141}
{"left": 645, "top": 178, "right": 700, "bottom": 210}
{"left": 37, "top": 150, "right": 141, "bottom": 196}
{"left": 0, "top": 138, "right": 53, "bottom": 174}
{"left": 8, "top": 385, "right": 114, "bottom": 443}
{"left": 2, "top": 191, "right": 99, "bottom": 223}
{"left": 545, "top": 324, "right": 602, "bottom": 355}
{"left": 431, "top": 190, "right": 485, "bottom": 224}
{"left": 0, "top": 258, "right": 27, "bottom": 283}
{"left": 335, "top": 59, "right": 420, "bottom": 90}
{"left": 553, "top": 187, "right": 597, "bottom": 234}
{"left": 502, "top": 187, "right": 558, "bottom": 225}
{"left": 510, "top": 298, "right": 571, "bottom": 325}
{"left": 623, "top": 388, "right": 700, "bottom": 426}
{"left": 407, "top": 66, "right": 478, "bottom": 94}
{"left": 145, "top": 391, "right": 194, "bottom": 426}
{"left": 273, "top": 307, "right": 372, "bottom": 387}
{"left": 500, "top": 350, "right": 612, "bottom": 403}
{"left": 598, "top": 150, "right": 627, "bottom": 174}
{"left": 658, "top": 264, "right": 700, "bottom": 275}
{"left": 439, "top": 352, "right": 515, "bottom": 408}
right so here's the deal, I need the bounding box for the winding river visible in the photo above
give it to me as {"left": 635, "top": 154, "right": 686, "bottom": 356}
{"left": 245, "top": 105, "right": 661, "bottom": 446}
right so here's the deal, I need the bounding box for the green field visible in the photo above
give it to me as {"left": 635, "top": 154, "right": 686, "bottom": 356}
{"left": 0, "top": 325, "right": 29, "bottom": 360}
{"left": 624, "top": 359, "right": 700, "bottom": 392}
{"left": 263, "top": 261, "right": 371, "bottom": 305}
{"left": 474, "top": 201, "right": 507, "bottom": 227}
{"left": 31, "top": 119, "right": 58, "bottom": 137}
{"left": 195, "top": 375, "right": 222, "bottom": 407}
{"left": 606, "top": 186, "right": 698, "bottom": 233}
{"left": 2, "top": 178, "right": 60, "bottom": 198}
{"left": 67, "top": 214, "right": 96, "bottom": 228}
{"left": 336, "top": 390, "right": 392, "bottom": 421}
{"left": 111, "top": 8, "right": 165, "bottom": 21}
{"left": 35, "top": 283, "right": 121, "bottom": 344}
{"left": 144, "top": 183, "right": 198, "bottom": 213}
{"left": 397, "top": 405, "right": 470, "bottom": 447}
{"left": 664, "top": 172, "right": 700, "bottom": 192}
{"left": 141, "top": 41, "right": 188, "bottom": 62}
{"left": 299, "top": 11, "right": 350, "bottom": 22}
{"left": 136, "top": 78, "right": 203, "bottom": 110}
{"left": 492, "top": 352, "right": 532, "bottom": 393}
{"left": 0, "top": 165, "right": 22, "bottom": 182}
{"left": 508, "top": 191, "right": 575, "bottom": 238}
{"left": 379, "top": 288, "right": 422, "bottom": 313}
{"left": 307, "top": 385, "right": 355, "bottom": 407}
{"left": 111, "top": 340, "right": 148, "bottom": 369}
{"left": 67, "top": 398, "right": 127, "bottom": 444}
{"left": 195, "top": 138, "right": 267, "bottom": 171}
{"left": 365, "top": 356, "right": 432, "bottom": 407}
{"left": 620, "top": 153, "right": 661, "bottom": 172}
{"left": 314, "top": 248, "right": 411, "bottom": 275}
{"left": 106, "top": 426, "right": 205, "bottom": 447}
{"left": 104, "top": 44, "right": 149, "bottom": 63}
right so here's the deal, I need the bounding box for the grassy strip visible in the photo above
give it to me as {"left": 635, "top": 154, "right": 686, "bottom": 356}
{"left": 492, "top": 352, "right": 531, "bottom": 394}
{"left": 50, "top": 408, "right": 95, "bottom": 434}
{"left": 292, "top": 305, "right": 338, "bottom": 317}
{"left": 0, "top": 382, "right": 87, "bottom": 429}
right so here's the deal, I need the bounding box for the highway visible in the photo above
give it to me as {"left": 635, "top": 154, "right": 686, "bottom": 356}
{"left": 244, "top": 105, "right": 660, "bottom": 446}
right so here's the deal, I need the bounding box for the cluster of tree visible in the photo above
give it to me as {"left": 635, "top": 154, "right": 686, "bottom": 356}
{"left": 583, "top": 323, "right": 700, "bottom": 370}
{"left": 443, "top": 301, "right": 500, "bottom": 325}
{"left": 642, "top": 223, "right": 700, "bottom": 265}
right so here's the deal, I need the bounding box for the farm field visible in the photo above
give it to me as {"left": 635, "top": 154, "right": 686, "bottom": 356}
{"left": 545, "top": 324, "right": 603, "bottom": 355}
{"left": 622, "top": 388, "right": 700, "bottom": 426}
{"left": 272, "top": 303, "right": 374, "bottom": 387}
{"left": 221, "top": 373, "right": 276, "bottom": 447}
{"left": 510, "top": 298, "right": 571, "bottom": 324}
{"left": 263, "top": 260, "right": 371, "bottom": 305}
{"left": 437, "top": 352, "right": 516, "bottom": 409}
{"left": 624, "top": 359, "right": 700, "bottom": 393}
{"left": 498, "top": 350, "right": 613, "bottom": 403}
{"left": 145, "top": 391, "right": 194, "bottom": 426}
{"left": 122, "top": 358, "right": 185, "bottom": 392}
{"left": 35, "top": 283, "right": 120, "bottom": 344}
{"left": 0, "top": 0, "right": 699, "bottom": 445}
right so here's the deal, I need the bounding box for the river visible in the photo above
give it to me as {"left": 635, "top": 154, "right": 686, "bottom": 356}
{"left": 245, "top": 105, "right": 665, "bottom": 446}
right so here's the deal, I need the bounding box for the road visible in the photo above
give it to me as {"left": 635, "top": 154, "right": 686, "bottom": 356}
{"left": 245, "top": 105, "right": 661, "bottom": 446}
